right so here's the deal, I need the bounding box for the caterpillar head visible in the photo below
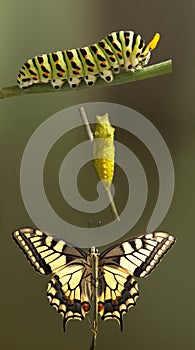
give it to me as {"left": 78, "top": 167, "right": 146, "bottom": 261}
{"left": 129, "top": 33, "right": 160, "bottom": 70}
{"left": 139, "top": 33, "right": 160, "bottom": 67}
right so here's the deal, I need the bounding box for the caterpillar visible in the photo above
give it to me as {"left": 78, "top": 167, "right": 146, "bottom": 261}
{"left": 17, "top": 31, "right": 160, "bottom": 90}
{"left": 93, "top": 113, "right": 115, "bottom": 190}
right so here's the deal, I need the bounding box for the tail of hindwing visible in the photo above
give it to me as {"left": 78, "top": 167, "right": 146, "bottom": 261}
{"left": 47, "top": 274, "right": 91, "bottom": 331}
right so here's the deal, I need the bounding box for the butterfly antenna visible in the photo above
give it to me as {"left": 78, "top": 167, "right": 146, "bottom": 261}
{"left": 79, "top": 106, "right": 94, "bottom": 142}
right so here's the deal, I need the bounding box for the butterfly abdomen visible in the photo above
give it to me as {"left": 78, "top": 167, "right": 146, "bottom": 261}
{"left": 93, "top": 113, "right": 115, "bottom": 190}
{"left": 17, "top": 31, "right": 160, "bottom": 90}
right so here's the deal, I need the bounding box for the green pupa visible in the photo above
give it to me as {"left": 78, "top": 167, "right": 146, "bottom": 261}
{"left": 93, "top": 113, "right": 115, "bottom": 190}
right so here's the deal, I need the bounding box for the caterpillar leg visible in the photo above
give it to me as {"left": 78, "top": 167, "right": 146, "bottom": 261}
{"left": 98, "top": 39, "right": 121, "bottom": 75}
{"left": 78, "top": 47, "right": 99, "bottom": 87}
{"left": 90, "top": 44, "right": 114, "bottom": 83}
{"left": 17, "top": 73, "right": 35, "bottom": 89}
{"left": 65, "top": 49, "right": 84, "bottom": 88}
{"left": 84, "top": 74, "right": 98, "bottom": 87}
{"left": 68, "top": 76, "right": 82, "bottom": 89}
{"left": 100, "top": 69, "right": 114, "bottom": 83}
{"left": 51, "top": 78, "right": 66, "bottom": 90}
{"left": 49, "top": 51, "right": 68, "bottom": 89}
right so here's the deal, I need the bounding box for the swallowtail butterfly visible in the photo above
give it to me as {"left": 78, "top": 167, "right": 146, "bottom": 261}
{"left": 17, "top": 30, "right": 160, "bottom": 90}
{"left": 12, "top": 228, "right": 175, "bottom": 331}
{"left": 93, "top": 113, "right": 115, "bottom": 190}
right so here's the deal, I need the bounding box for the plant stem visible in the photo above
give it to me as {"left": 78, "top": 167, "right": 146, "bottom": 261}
{"left": 79, "top": 106, "right": 94, "bottom": 142}
{"left": 90, "top": 249, "right": 99, "bottom": 350}
{"left": 0, "top": 60, "right": 172, "bottom": 100}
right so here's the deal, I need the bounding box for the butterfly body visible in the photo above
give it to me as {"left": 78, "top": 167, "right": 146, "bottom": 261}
{"left": 12, "top": 228, "right": 175, "bottom": 331}
{"left": 17, "top": 31, "right": 160, "bottom": 90}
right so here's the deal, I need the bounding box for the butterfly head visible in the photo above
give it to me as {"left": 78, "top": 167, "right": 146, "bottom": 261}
{"left": 89, "top": 246, "right": 99, "bottom": 255}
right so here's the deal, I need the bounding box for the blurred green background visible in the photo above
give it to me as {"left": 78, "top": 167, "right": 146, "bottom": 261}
{"left": 0, "top": 0, "right": 194, "bottom": 349}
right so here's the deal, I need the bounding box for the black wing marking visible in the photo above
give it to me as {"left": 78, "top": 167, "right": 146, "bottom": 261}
{"left": 12, "top": 227, "right": 87, "bottom": 275}
{"left": 100, "top": 231, "right": 176, "bottom": 278}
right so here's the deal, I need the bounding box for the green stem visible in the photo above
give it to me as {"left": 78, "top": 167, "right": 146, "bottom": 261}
{"left": 0, "top": 60, "right": 172, "bottom": 100}
{"left": 90, "top": 249, "right": 99, "bottom": 350}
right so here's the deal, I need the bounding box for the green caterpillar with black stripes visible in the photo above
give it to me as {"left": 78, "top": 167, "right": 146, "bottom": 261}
{"left": 17, "top": 30, "right": 160, "bottom": 90}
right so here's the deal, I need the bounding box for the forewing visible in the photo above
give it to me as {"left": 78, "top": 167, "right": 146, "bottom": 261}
{"left": 100, "top": 231, "right": 176, "bottom": 278}
{"left": 12, "top": 227, "right": 87, "bottom": 275}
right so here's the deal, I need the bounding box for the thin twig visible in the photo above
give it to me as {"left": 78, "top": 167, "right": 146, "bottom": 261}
{"left": 0, "top": 60, "right": 172, "bottom": 100}
{"left": 78, "top": 106, "right": 120, "bottom": 221}
{"left": 107, "top": 189, "right": 120, "bottom": 222}
{"left": 90, "top": 249, "right": 99, "bottom": 350}
{"left": 79, "top": 106, "right": 94, "bottom": 142}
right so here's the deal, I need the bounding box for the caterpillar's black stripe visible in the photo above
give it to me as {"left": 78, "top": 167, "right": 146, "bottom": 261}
{"left": 17, "top": 30, "right": 160, "bottom": 90}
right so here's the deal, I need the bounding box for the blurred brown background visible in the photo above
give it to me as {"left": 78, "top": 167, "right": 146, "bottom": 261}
{"left": 0, "top": 0, "right": 194, "bottom": 349}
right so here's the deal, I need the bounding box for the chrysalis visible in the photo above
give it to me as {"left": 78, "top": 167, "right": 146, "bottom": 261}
{"left": 93, "top": 113, "right": 115, "bottom": 190}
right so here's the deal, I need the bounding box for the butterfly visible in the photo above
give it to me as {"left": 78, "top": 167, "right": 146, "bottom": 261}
{"left": 12, "top": 228, "right": 175, "bottom": 331}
